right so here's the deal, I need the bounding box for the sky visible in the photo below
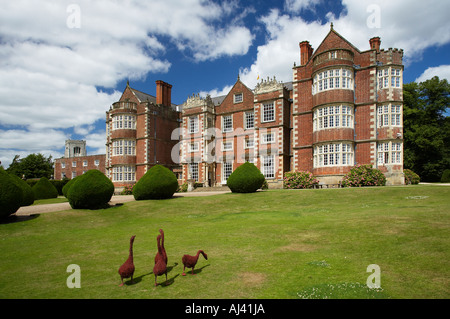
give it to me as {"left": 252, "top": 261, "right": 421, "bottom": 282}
{"left": 0, "top": 0, "right": 449, "bottom": 170}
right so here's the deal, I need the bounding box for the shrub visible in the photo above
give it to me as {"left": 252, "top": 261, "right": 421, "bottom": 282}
{"left": 0, "top": 167, "right": 23, "bottom": 219}
{"left": 284, "top": 171, "right": 319, "bottom": 189}
{"left": 120, "top": 184, "right": 134, "bottom": 195}
{"left": 67, "top": 169, "right": 114, "bottom": 209}
{"left": 9, "top": 174, "right": 34, "bottom": 206}
{"left": 177, "top": 182, "right": 188, "bottom": 192}
{"left": 404, "top": 169, "right": 420, "bottom": 185}
{"left": 62, "top": 176, "right": 80, "bottom": 198}
{"left": 226, "top": 162, "right": 265, "bottom": 193}
{"left": 51, "top": 179, "right": 69, "bottom": 196}
{"left": 341, "top": 164, "right": 386, "bottom": 187}
{"left": 32, "top": 177, "right": 58, "bottom": 200}
{"left": 132, "top": 165, "right": 178, "bottom": 200}
{"left": 440, "top": 169, "right": 450, "bottom": 183}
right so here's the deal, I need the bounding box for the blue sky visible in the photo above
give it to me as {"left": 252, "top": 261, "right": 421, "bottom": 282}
{"left": 1, "top": 0, "right": 449, "bottom": 169}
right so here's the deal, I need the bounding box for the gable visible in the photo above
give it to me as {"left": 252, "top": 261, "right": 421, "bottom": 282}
{"left": 311, "top": 28, "right": 361, "bottom": 60}
{"left": 216, "top": 78, "right": 254, "bottom": 113}
{"left": 119, "top": 85, "right": 157, "bottom": 104}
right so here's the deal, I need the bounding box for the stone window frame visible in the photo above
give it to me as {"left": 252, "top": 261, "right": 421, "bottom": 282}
{"left": 112, "top": 165, "right": 136, "bottom": 182}
{"left": 312, "top": 67, "right": 354, "bottom": 95}
{"left": 378, "top": 141, "right": 402, "bottom": 165}
{"left": 233, "top": 93, "right": 243, "bottom": 104}
{"left": 313, "top": 142, "right": 354, "bottom": 168}
{"left": 313, "top": 104, "right": 354, "bottom": 131}
{"left": 262, "top": 102, "right": 275, "bottom": 123}
{"left": 377, "top": 103, "right": 402, "bottom": 128}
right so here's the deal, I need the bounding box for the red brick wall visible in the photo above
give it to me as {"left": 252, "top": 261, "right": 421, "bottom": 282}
{"left": 54, "top": 155, "right": 106, "bottom": 180}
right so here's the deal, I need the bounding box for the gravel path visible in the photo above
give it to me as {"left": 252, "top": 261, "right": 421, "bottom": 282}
{"left": 14, "top": 191, "right": 230, "bottom": 216}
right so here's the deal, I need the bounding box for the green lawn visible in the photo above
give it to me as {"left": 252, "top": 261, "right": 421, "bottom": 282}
{"left": 0, "top": 185, "right": 448, "bottom": 299}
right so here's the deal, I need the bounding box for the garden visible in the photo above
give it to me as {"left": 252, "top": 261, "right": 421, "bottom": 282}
{"left": 0, "top": 163, "right": 448, "bottom": 299}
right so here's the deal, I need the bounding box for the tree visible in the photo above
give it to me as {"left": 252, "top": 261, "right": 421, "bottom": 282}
{"left": 403, "top": 76, "right": 450, "bottom": 182}
{"left": 6, "top": 153, "right": 54, "bottom": 179}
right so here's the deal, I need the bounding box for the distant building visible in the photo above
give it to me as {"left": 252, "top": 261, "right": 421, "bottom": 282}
{"left": 54, "top": 140, "right": 106, "bottom": 180}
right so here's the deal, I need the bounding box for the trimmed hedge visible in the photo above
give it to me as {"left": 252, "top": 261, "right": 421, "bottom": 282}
{"left": 9, "top": 174, "right": 34, "bottom": 206}
{"left": 62, "top": 175, "right": 80, "bottom": 198}
{"left": 67, "top": 169, "right": 114, "bottom": 209}
{"left": 226, "top": 162, "right": 265, "bottom": 193}
{"left": 0, "top": 167, "right": 23, "bottom": 219}
{"left": 341, "top": 164, "right": 386, "bottom": 187}
{"left": 404, "top": 169, "right": 420, "bottom": 185}
{"left": 132, "top": 164, "right": 178, "bottom": 200}
{"left": 32, "top": 177, "right": 58, "bottom": 200}
{"left": 441, "top": 169, "right": 450, "bottom": 183}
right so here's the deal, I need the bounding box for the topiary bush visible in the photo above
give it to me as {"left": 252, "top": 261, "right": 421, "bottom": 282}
{"left": 440, "top": 169, "right": 450, "bottom": 183}
{"left": 341, "top": 164, "right": 386, "bottom": 187}
{"left": 284, "top": 171, "right": 319, "bottom": 189}
{"left": 226, "top": 162, "right": 265, "bottom": 193}
{"left": 404, "top": 169, "right": 420, "bottom": 185}
{"left": 132, "top": 164, "right": 178, "bottom": 200}
{"left": 0, "top": 167, "right": 23, "bottom": 219}
{"left": 62, "top": 175, "right": 80, "bottom": 198}
{"left": 32, "top": 177, "right": 58, "bottom": 200}
{"left": 67, "top": 169, "right": 114, "bottom": 209}
{"left": 9, "top": 174, "right": 34, "bottom": 206}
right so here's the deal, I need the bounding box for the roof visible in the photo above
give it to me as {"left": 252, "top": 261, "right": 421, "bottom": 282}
{"left": 129, "top": 86, "right": 178, "bottom": 111}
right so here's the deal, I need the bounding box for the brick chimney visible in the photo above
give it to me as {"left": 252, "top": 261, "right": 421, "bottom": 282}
{"left": 299, "top": 41, "right": 313, "bottom": 65}
{"left": 155, "top": 80, "right": 172, "bottom": 106}
{"left": 369, "top": 36, "right": 381, "bottom": 52}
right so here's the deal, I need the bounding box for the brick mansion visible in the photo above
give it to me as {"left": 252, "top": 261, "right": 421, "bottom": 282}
{"left": 54, "top": 26, "right": 405, "bottom": 188}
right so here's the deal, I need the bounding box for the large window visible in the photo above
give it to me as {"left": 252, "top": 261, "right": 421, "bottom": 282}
{"left": 313, "top": 143, "right": 354, "bottom": 168}
{"left": 262, "top": 155, "right": 275, "bottom": 179}
{"left": 112, "top": 115, "right": 136, "bottom": 130}
{"left": 223, "top": 162, "right": 233, "bottom": 182}
{"left": 222, "top": 115, "right": 233, "bottom": 132}
{"left": 189, "top": 163, "right": 199, "bottom": 181}
{"left": 378, "top": 142, "right": 402, "bottom": 165}
{"left": 245, "top": 111, "right": 254, "bottom": 129}
{"left": 112, "top": 140, "right": 136, "bottom": 156}
{"left": 313, "top": 105, "right": 354, "bottom": 131}
{"left": 262, "top": 102, "right": 275, "bottom": 122}
{"left": 112, "top": 166, "right": 135, "bottom": 182}
{"left": 377, "top": 104, "right": 402, "bottom": 127}
{"left": 189, "top": 116, "right": 198, "bottom": 133}
{"left": 312, "top": 68, "right": 353, "bottom": 95}
{"left": 222, "top": 141, "right": 233, "bottom": 151}
{"left": 378, "top": 67, "right": 402, "bottom": 89}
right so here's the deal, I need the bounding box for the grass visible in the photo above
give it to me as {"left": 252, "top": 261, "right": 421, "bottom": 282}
{"left": 0, "top": 185, "right": 448, "bottom": 299}
{"left": 32, "top": 196, "right": 68, "bottom": 206}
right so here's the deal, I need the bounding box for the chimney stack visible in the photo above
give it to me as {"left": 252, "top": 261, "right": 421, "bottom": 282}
{"left": 299, "top": 41, "right": 313, "bottom": 65}
{"left": 369, "top": 36, "right": 381, "bottom": 53}
{"left": 155, "top": 80, "right": 173, "bottom": 106}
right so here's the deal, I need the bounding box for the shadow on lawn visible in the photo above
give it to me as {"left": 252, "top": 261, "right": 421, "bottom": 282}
{"left": 1, "top": 214, "right": 40, "bottom": 225}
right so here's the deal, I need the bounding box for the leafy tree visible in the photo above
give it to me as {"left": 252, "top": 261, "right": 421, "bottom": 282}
{"left": 6, "top": 153, "right": 54, "bottom": 179}
{"left": 403, "top": 76, "right": 450, "bottom": 182}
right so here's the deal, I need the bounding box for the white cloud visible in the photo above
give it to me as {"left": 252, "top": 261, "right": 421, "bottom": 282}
{"left": 0, "top": 0, "right": 254, "bottom": 166}
{"left": 236, "top": 0, "right": 450, "bottom": 92}
{"left": 199, "top": 85, "right": 234, "bottom": 99}
{"left": 285, "top": 0, "right": 322, "bottom": 12}
{"left": 415, "top": 65, "right": 450, "bottom": 83}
